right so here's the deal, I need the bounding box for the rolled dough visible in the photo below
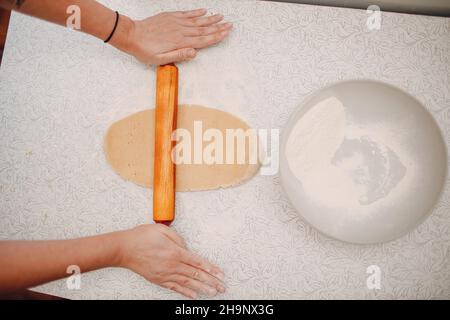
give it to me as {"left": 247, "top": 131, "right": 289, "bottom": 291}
{"left": 104, "top": 105, "right": 260, "bottom": 191}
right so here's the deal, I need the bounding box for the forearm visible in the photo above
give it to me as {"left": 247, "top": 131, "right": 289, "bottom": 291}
{"left": 0, "top": 0, "right": 133, "bottom": 50}
{"left": 0, "top": 231, "right": 122, "bottom": 292}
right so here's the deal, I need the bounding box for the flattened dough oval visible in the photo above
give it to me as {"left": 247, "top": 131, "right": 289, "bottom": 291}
{"left": 104, "top": 105, "right": 260, "bottom": 192}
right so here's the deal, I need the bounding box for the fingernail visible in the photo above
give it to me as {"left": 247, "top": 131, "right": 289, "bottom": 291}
{"left": 214, "top": 271, "right": 225, "bottom": 281}
{"left": 191, "top": 293, "right": 198, "bottom": 299}
{"left": 221, "top": 30, "right": 229, "bottom": 36}
{"left": 217, "top": 285, "right": 226, "bottom": 293}
{"left": 207, "top": 287, "right": 218, "bottom": 296}
{"left": 223, "top": 22, "right": 233, "bottom": 29}
{"left": 187, "top": 49, "right": 196, "bottom": 58}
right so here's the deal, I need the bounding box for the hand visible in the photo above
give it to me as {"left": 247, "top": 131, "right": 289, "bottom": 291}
{"left": 116, "top": 224, "right": 225, "bottom": 299}
{"left": 117, "top": 8, "right": 232, "bottom": 65}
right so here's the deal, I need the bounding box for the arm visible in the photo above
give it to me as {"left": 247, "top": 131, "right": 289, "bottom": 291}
{"left": 0, "top": 230, "right": 121, "bottom": 292}
{"left": 0, "top": 224, "right": 225, "bottom": 299}
{"left": 0, "top": 0, "right": 232, "bottom": 65}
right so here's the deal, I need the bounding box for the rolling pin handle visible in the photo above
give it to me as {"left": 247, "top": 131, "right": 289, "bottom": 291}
{"left": 153, "top": 64, "right": 178, "bottom": 225}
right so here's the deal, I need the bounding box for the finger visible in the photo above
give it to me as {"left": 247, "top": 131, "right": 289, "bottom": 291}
{"left": 180, "top": 14, "right": 224, "bottom": 27}
{"left": 161, "top": 281, "right": 198, "bottom": 299}
{"left": 183, "top": 22, "right": 233, "bottom": 37}
{"left": 159, "top": 225, "right": 187, "bottom": 248}
{"left": 170, "top": 8, "right": 207, "bottom": 19}
{"left": 170, "top": 274, "right": 218, "bottom": 297}
{"left": 180, "top": 250, "right": 225, "bottom": 280}
{"left": 177, "top": 264, "right": 226, "bottom": 293}
{"left": 154, "top": 48, "right": 197, "bottom": 65}
{"left": 183, "top": 30, "right": 230, "bottom": 49}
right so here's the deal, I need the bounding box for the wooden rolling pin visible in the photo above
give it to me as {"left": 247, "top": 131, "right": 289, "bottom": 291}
{"left": 153, "top": 64, "right": 178, "bottom": 225}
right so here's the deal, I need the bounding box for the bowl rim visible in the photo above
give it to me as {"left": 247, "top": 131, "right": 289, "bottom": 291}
{"left": 279, "top": 78, "right": 449, "bottom": 245}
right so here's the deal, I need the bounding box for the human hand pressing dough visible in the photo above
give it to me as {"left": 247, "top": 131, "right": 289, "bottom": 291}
{"left": 117, "top": 8, "right": 233, "bottom": 65}
{"left": 117, "top": 224, "right": 225, "bottom": 299}
{"left": 0, "top": 2, "right": 232, "bottom": 66}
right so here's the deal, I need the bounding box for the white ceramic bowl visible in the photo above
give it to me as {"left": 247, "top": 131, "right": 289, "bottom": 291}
{"left": 280, "top": 80, "right": 448, "bottom": 244}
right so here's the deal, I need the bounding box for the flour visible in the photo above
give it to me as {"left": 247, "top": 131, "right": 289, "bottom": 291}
{"left": 285, "top": 96, "right": 415, "bottom": 212}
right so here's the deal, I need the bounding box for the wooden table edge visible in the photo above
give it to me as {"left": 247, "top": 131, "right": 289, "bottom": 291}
{"left": 0, "top": 8, "right": 11, "bottom": 66}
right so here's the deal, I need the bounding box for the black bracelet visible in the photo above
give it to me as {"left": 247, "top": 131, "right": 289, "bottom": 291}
{"left": 104, "top": 11, "right": 120, "bottom": 43}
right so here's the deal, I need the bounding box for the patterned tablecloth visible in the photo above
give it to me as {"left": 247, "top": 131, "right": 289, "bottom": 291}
{"left": 1, "top": 0, "right": 449, "bottom": 299}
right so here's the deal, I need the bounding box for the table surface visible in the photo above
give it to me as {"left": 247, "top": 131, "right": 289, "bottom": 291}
{"left": 1, "top": 0, "right": 449, "bottom": 299}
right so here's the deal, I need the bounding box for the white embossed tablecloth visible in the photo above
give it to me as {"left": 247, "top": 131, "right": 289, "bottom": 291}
{"left": 1, "top": 0, "right": 449, "bottom": 299}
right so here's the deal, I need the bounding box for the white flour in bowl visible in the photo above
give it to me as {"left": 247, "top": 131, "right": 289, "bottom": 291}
{"left": 285, "top": 96, "right": 416, "bottom": 213}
